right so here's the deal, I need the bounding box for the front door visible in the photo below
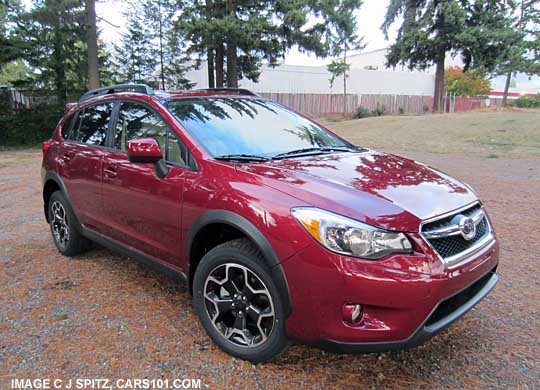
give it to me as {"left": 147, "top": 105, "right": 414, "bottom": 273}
{"left": 101, "top": 101, "right": 195, "bottom": 265}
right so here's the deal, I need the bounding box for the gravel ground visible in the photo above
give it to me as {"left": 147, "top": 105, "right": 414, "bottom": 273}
{"left": 1, "top": 149, "right": 539, "bottom": 389}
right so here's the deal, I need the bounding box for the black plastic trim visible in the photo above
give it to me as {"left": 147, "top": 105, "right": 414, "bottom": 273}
{"left": 82, "top": 227, "right": 187, "bottom": 282}
{"left": 42, "top": 171, "right": 83, "bottom": 232}
{"left": 187, "top": 210, "right": 292, "bottom": 317}
{"left": 296, "top": 271, "right": 499, "bottom": 354}
{"left": 80, "top": 84, "right": 155, "bottom": 102}
{"left": 194, "top": 88, "right": 258, "bottom": 96}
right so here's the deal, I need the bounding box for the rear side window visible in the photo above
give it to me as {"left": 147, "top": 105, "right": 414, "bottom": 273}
{"left": 71, "top": 102, "right": 114, "bottom": 146}
{"left": 114, "top": 101, "right": 191, "bottom": 167}
{"left": 61, "top": 114, "right": 77, "bottom": 139}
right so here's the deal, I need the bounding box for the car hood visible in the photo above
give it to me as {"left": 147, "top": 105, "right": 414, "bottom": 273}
{"left": 236, "top": 150, "right": 477, "bottom": 232}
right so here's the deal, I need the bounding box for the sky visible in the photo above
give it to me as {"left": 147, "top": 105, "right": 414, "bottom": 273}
{"left": 93, "top": 0, "right": 395, "bottom": 66}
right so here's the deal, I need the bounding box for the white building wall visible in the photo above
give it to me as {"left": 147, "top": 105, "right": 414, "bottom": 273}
{"left": 185, "top": 62, "right": 435, "bottom": 96}
{"left": 347, "top": 48, "right": 464, "bottom": 73}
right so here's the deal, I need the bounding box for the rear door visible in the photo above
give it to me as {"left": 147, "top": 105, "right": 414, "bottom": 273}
{"left": 100, "top": 100, "right": 196, "bottom": 264}
{"left": 58, "top": 101, "right": 115, "bottom": 231}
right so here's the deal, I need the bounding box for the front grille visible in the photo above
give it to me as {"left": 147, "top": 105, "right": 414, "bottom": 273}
{"left": 421, "top": 203, "right": 492, "bottom": 262}
{"left": 426, "top": 266, "right": 497, "bottom": 327}
{"left": 422, "top": 204, "right": 482, "bottom": 232}
{"left": 428, "top": 218, "right": 488, "bottom": 258}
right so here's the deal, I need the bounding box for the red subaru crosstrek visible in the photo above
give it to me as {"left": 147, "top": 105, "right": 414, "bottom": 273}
{"left": 42, "top": 84, "right": 499, "bottom": 362}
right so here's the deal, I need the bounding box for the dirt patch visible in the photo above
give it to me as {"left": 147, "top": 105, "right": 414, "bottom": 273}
{"left": 1, "top": 149, "right": 539, "bottom": 389}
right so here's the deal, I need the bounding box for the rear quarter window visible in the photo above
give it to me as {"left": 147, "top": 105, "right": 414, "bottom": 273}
{"left": 61, "top": 113, "right": 79, "bottom": 140}
{"left": 70, "top": 102, "right": 114, "bottom": 146}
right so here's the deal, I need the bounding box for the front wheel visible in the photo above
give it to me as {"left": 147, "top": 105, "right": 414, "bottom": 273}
{"left": 193, "top": 239, "right": 289, "bottom": 362}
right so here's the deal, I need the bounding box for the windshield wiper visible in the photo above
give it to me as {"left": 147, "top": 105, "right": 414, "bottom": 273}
{"left": 215, "top": 154, "right": 271, "bottom": 162}
{"left": 272, "top": 146, "right": 359, "bottom": 160}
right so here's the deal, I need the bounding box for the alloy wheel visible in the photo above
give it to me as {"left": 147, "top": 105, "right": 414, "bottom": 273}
{"left": 51, "top": 200, "right": 70, "bottom": 250}
{"left": 203, "top": 263, "right": 275, "bottom": 348}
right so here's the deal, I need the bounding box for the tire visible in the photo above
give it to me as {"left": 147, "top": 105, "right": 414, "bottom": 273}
{"left": 48, "top": 191, "right": 92, "bottom": 257}
{"left": 193, "top": 238, "right": 289, "bottom": 362}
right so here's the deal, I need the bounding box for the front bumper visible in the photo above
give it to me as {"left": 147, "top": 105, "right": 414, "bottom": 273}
{"left": 281, "top": 233, "right": 499, "bottom": 351}
{"left": 307, "top": 269, "right": 498, "bottom": 353}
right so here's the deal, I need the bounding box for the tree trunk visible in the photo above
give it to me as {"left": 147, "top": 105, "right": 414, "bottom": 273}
{"left": 343, "top": 47, "right": 347, "bottom": 115}
{"left": 226, "top": 43, "right": 238, "bottom": 88}
{"left": 205, "top": 0, "right": 215, "bottom": 88}
{"left": 207, "top": 48, "right": 215, "bottom": 88}
{"left": 215, "top": 44, "right": 224, "bottom": 87}
{"left": 502, "top": 71, "right": 512, "bottom": 107}
{"left": 157, "top": 0, "right": 165, "bottom": 90}
{"left": 225, "top": 0, "right": 238, "bottom": 88}
{"left": 433, "top": 48, "right": 445, "bottom": 113}
{"left": 86, "top": 0, "right": 99, "bottom": 90}
{"left": 52, "top": 15, "right": 66, "bottom": 105}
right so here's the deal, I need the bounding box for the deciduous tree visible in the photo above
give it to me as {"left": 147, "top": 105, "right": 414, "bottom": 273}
{"left": 444, "top": 66, "right": 491, "bottom": 97}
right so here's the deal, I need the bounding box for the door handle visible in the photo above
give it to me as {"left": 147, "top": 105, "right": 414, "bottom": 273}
{"left": 104, "top": 166, "right": 118, "bottom": 178}
{"left": 61, "top": 153, "right": 72, "bottom": 162}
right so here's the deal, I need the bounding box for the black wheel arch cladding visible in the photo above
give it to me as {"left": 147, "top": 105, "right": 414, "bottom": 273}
{"left": 187, "top": 210, "right": 292, "bottom": 318}
{"left": 42, "top": 171, "right": 82, "bottom": 232}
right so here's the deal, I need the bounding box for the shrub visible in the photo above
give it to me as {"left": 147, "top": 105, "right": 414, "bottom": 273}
{"left": 514, "top": 95, "right": 540, "bottom": 108}
{"left": 354, "top": 106, "right": 371, "bottom": 119}
{"left": 0, "top": 104, "right": 64, "bottom": 147}
{"left": 371, "top": 103, "right": 386, "bottom": 116}
{"left": 444, "top": 66, "right": 491, "bottom": 97}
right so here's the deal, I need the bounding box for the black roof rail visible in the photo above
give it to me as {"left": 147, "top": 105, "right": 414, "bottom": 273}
{"left": 79, "top": 84, "right": 155, "bottom": 102}
{"left": 194, "top": 88, "right": 259, "bottom": 96}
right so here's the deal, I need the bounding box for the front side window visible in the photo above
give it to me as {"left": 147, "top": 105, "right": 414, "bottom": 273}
{"left": 165, "top": 97, "right": 350, "bottom": 157}
{"left": 114, "top": 101, "right": 189, "bottom": 166}
{"left": 71, "top": 102, "right": 114, "bottom": 146}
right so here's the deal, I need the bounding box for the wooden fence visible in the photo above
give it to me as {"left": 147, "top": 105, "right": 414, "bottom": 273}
{"left": 0, "top": 89, "right": 504, "bottom": 116}
{"left": 259, "top": 92, "right": 359, "bottom": 115}
{"left": 358, "top": 94, "right": 434, "bottom": 114}
{"left": 0, "top": 89, "right": 83, "bottom": 111}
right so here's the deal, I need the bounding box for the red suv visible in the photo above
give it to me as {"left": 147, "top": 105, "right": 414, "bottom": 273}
{"left": 42, "top": 84, "right": 499, "bottom": 362}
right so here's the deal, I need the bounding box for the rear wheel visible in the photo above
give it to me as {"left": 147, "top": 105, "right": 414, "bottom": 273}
{"left": 48, "top": 191, "right": 91, "bottom": 256}
{"left": 193, "top": 239, "right": 289, "bottom": 362}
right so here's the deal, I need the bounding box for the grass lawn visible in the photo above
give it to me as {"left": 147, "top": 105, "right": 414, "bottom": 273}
{"left": 326, "top": 109, "right": 540, "bottom": 159}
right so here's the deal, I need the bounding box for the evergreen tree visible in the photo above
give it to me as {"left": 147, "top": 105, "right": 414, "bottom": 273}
{"left": 496, "top": 0, "right": 540, "bottom": 106}
{"left": 323, "top": 0, "right": 365, "bottom": 113}
{"left": 85, "top": 0, "right": 100, "bottom": 89}
{"left": 0, "top": 0, "right": 24, "bottom": 66}
{"left": 176, "top": 0, "right": 334, "bottom": 88}
{"left": 11, "top": 0, "right": 87, "bottom": 104}
{"left": 112, "top": 9, "right": 157, "bottom": 85}
{"left": 382, "top": 0, "right": 517, "bottom": 112}
{"left": 143, "top": 0, "right": 193, "bottom": 90}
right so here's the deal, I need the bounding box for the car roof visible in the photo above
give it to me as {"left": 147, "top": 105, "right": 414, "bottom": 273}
{"left": 66, "top": 87, "right": 262, "bottom": 118}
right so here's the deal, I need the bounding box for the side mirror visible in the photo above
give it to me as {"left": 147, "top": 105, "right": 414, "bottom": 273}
{"left": 126, "top": 138, "right": 169, "bottom": 178}
{"left": 126, "top": 138, "right": 163, "bottom": 163}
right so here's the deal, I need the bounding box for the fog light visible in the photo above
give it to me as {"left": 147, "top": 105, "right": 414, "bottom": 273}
{"left": 343, "top": 304, "right": 363, "bottom": 324}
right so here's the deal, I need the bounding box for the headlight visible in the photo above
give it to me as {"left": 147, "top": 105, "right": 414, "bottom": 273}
{"left": 292, "top": 207, "right": 412, "bottom": 259}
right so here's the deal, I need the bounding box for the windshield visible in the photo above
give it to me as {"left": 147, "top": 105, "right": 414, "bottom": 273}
{"left": 165, "top": 97, "right": 351, "bottom": 158}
